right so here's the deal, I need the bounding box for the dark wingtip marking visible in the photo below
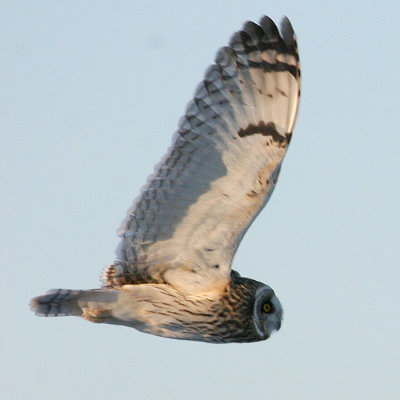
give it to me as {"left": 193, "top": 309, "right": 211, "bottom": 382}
{"left": 238, "top": 121, "right": 288, "bottom": 143}
{"left": 280, "top": 16, "right": 295, "bottom": 47}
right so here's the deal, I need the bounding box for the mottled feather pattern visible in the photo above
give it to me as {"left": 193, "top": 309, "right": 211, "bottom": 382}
{"left": 160, "top": 273, "right": 266, "bottom": 343}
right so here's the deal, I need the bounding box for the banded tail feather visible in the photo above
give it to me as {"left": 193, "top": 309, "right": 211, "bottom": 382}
{"left": 30, "top": 289, "right": 119, "bottom": 321}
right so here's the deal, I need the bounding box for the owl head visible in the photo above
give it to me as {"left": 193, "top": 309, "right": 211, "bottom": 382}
{"left": 253, "top": 285, "right": 283, "bottom": 339}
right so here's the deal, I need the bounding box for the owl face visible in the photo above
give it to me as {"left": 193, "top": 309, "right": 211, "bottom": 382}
{"left": 253, "top": 286, "right": 283, "bottom": 339}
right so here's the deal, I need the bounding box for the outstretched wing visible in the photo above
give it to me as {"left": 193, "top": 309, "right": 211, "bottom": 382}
{"left": 106, "top": 17, "right": 300, "bottom": 292}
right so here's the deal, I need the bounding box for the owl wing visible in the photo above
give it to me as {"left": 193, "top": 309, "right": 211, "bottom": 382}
{"left": 105, "top": 17, "right": 300, "bottom": 293}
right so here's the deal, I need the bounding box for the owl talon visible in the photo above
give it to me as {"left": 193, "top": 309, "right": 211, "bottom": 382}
{"left": 82, "top": 308, "right": 111, "bottom": 323}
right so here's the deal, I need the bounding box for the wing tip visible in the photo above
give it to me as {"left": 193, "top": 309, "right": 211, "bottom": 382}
{"left": 280, "top": 16, "right": 296, "bottom": 48}
{"left": 214, "top": 15, "right": 298, "bottom": 68}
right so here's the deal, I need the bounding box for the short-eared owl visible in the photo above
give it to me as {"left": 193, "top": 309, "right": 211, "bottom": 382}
{"left": 31, "top": 16, "right": 300, "bottom": 343}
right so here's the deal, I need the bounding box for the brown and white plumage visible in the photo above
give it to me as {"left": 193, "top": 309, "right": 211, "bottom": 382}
{"left": 31, "top": 16, "right": 300, "bottom": 343}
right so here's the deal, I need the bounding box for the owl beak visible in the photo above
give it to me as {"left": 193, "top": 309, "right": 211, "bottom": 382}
{"left": 275, "top": 318, "right": 281, "bottom": 331}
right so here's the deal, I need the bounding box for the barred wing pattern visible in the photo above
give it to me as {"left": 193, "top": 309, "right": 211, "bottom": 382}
{"left": 108, "top": 17, "right": 300, "bottom": 292}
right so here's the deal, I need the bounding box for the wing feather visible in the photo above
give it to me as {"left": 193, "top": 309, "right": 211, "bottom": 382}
{"left": 106, "top": 17, "right": 300, "bottom": 292}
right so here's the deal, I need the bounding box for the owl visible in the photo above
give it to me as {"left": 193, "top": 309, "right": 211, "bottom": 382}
{"left": 31, "top": 15, "right": 300, "bottom": 343}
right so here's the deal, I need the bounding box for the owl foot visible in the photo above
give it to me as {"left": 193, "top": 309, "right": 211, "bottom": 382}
{"left": 82, "top": 308, "right": 111, "bottom": 323}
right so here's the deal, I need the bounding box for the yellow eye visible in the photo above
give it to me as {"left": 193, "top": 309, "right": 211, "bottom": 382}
{"left": 263, "top": 303, "right": 272, "bottom": 313}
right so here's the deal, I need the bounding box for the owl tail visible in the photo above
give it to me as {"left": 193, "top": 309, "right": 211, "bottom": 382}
{"left": 30, "top": 288, "right": 119, "bottom": 320}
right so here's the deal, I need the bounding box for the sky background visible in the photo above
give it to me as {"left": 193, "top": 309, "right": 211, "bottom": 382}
{"left": 1, "top": 1, "right": 400, "bottom": 399}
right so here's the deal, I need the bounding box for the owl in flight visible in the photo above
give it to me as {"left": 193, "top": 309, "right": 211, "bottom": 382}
{"left": 31, "top": 16, "right": 300, "bottom": 343}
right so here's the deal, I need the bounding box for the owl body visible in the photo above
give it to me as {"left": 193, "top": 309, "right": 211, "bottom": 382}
{"left": 32, "top": 271, "right": 281, "bottom": 343}
{"left": 31, "top": 16, "right": 300, "bottom": 344}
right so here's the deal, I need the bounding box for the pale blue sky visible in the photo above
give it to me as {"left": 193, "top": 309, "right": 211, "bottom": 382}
{"left": 1, "top": 1, "right": 399, "bottom": 399}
